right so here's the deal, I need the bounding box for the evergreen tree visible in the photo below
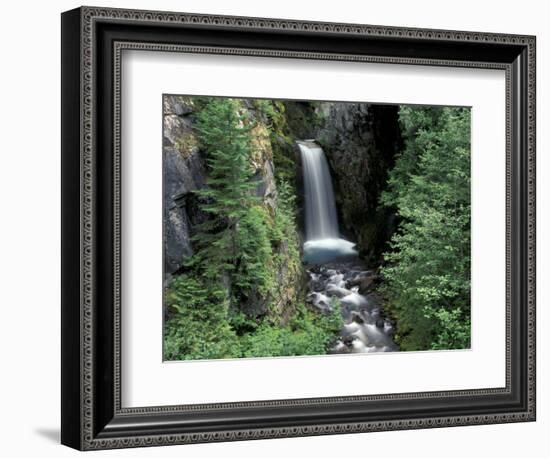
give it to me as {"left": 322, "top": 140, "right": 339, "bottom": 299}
{"left": 381, "top": 106, "right": 471, "bottom": 351}
{"left": 190, "top": 98, "right": 278, "bottom": 303}
{"left": 189, "top": 98, "right": 258, "bottom": 280}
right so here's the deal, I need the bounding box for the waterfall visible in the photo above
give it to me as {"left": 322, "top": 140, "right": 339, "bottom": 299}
{"left": 298, "top": 141, "right": 358, "bottom": 264}
{"left": 299, "top": 141, "right": 397, "bottom": 352}
{"left": 298, "top": 141, "right": 340, "bottom": 240}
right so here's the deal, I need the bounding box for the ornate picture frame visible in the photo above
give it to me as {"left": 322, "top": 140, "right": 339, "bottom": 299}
{"left": 61, "top": 6, "right": 536, "bottom": 450}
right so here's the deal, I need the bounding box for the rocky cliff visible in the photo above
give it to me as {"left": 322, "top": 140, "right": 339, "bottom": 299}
{"left": 318, "top": 103, "right": 402, "bottom": 264}
{"left": 163, "top": 96, "right": 304, "bottom": 323}
{"left": 163, "top": 96, "right": 206, "bottom": 275}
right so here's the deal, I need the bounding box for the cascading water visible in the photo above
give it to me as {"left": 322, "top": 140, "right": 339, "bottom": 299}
{"left": 298, "top": 141, "right": 358, "bottom": 265}
{"left": 298, "top": 141, "right": 339, "bottom": 240}
{"left": 298, "top": 140, "right": 398, "bottom": 354}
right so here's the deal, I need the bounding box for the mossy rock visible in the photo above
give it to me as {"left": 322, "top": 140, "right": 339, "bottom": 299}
{"left": 174, "top": 130, "right": 199, "bottom": 157}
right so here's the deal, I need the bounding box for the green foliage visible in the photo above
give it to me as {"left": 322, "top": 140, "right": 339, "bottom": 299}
{"left": 194, "top": 97, "right": 256, "bottom": 224}
{"left": 189, "top": 98, "right": 272, "bottom": 297}
{"left": 253, "top": 98, "right": 278, "bottom": 123}
{"left": 381, "top": 106, "right": 471, "bottom": 351}
{"left": 425, "top": 306, "right": 471, "bottom": 350}
{"left": 164, "top": 281, "right": 342, "bottom": 361}
{"left": 241, "top": 301, "right": 342, "bottom": 358}
{"left": 271, "top": 180, "right": 299, "bottom": 252}
{"left": 164, "top": 97, "right": 338, "bottom": 361}
{"left": 228, "top": 310, "right": 259, "bottom": 336}
{"left": 163, "top": 275, "right": 241, "bottom": 360}
{"left": 234, "top": 204, "right": 276, "bottom": 298}
{"left": 261, "top": 100, "right": 297, "bottom": 182}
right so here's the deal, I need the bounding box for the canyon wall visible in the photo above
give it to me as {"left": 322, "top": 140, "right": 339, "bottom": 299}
{"left": 318, "top": 103, "right": 402, "bottom": 263}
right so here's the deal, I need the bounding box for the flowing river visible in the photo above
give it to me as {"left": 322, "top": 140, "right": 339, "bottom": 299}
{"left": 298, "top": 140, "right": 398, "bottom": 354}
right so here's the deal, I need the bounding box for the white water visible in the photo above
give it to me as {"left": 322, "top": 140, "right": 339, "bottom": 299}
{"left": 299, "top": 140, "right": 398, "bottom": 353}
{"left": 306, "top": 264, "right": 398, "bottom": 354}
{"left": 303, "top": 238, "right": 358, "bottom": 264}
{"left": 298, "top": 141, "right": 358, "bottom": 264}
{"left": 298, "top": 141, "right": 340, "bottom": 240}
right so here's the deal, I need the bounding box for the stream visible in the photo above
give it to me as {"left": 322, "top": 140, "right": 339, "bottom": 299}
{"left": 298, "top": 140, "right": 398, "bottom": 354}
{"left": 306, "top": 259, "right": 398, "bottom": 353}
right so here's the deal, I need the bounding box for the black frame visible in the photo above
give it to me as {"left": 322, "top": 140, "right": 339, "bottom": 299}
{"left": 61, "top": 6, "right": 536, "bottom": 450}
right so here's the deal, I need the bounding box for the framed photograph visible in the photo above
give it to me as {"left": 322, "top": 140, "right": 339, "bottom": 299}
{"left": 61, "top": 6, "right": 536, "bottom": 450}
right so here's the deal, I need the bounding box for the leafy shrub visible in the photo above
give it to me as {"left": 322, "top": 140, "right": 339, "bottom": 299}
{"left": 241, "top": 301, "right": 342, "bottom": 357}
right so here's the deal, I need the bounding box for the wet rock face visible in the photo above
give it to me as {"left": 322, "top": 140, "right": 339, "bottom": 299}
{"left": 318, "top": 104, "right": 402, "bottom": 264}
